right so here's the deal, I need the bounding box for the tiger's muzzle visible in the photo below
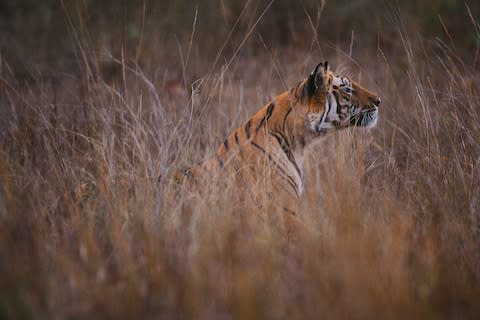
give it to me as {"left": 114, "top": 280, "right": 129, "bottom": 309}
{"left": 351, "top": 96, "right": 380, "bottom": 128}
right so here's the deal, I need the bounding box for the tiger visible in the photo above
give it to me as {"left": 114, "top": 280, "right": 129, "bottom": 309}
{"left": 174, "top": 61, "right": 381, "bottom": 217}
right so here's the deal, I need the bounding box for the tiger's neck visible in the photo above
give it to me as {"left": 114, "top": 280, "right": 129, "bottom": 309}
{"left": 214, "top": 89, "right": 310, "bottom": 198}
{"left": 245, "top": 91, "right": 308, "bottom": 197}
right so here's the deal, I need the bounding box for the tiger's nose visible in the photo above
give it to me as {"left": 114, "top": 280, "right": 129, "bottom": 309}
{"left": 372, "top": 96, "right": 381, "bottom": 106}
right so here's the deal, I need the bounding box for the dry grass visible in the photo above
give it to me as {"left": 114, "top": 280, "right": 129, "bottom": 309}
{"left": 1, "top": 1, "right": 479, "bottom": 319}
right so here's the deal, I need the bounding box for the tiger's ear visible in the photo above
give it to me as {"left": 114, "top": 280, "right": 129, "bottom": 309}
{"left": 305, "top": 61, "right": 329, "bottom": 98}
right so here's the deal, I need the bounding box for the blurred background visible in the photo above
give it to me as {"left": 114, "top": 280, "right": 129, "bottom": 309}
{"left": 1, "top": 0, "right": 478, "bottom": 77}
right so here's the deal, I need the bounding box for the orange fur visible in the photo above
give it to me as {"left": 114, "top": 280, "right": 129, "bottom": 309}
{"left": 175, "top": 62, "right": 381, "bottom": 225}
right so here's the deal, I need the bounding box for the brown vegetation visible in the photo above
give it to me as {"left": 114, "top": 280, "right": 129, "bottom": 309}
{"left": 0, "top": 1, "right": 479, "bottom": 319}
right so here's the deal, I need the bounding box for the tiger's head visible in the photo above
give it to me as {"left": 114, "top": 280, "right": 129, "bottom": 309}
{"left": 301, "top": 62, "right": 380, "bottom": 135}
{"left": 327, "top": 75, "right": 381, "bottom": 130}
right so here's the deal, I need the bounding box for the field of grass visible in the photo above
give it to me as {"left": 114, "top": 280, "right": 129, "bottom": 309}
{"left": 1, "top": 1, "right": 479, "bottom": 319}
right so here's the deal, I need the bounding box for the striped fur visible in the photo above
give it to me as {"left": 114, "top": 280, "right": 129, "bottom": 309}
{"left": 175, "top": 62, "right": 381, "bottom": 214}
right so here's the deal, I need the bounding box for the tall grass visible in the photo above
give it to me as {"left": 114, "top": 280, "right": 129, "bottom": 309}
{"left": 1, "top": 1, "right": 479, "bottom": 319}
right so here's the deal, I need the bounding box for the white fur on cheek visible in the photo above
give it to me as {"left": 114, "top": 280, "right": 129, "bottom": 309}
{"left": 317, "top": 93, "right": 338, "bottom": 130}
{"left": 332, "top": 75, "right": 343, "bottom": 87}
{"left": 363, "top": 109, "right": 378, "bottom": 128}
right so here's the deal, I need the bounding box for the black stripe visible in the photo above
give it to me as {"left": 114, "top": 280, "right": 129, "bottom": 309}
{"left": 250, "top": 141, "right": 299, "bottom": 197}
{"left": 290, "top": 158, "right": 302, "bottom": 179}
{"left": 223, "top": 137, "right": 229, "bottom": 150}
{"left": 245, "top": 120, "right": 252, "bottom": 139}
{"left": 327, "top": 93, "right": 333, "bottom": 114}
{"left": 333, "top": 91, "right": 342, "bottom": 114}
{"left": 256, "top": 102, "right": 275, "bottom": 133}
{"left": 332, "top": 90, "right": 349, "bottom": 121}
{"left": 318, "top": 93, "right": 333, "bottom": 129}
{"left": 234, "top": 131, "right": 239, "bottom": 145}
{"left": 271, "top": 131, "right": 302, "bottom": 178}
{"left": 289, "top": 86, "right": 296, "bottom": 96}
{"left": 282, "top": 107, "right": 293, "bottom": 133}
{"left": 271, "top": 132, "right": 285, "bottom": 150}
{"left": 283, "top": 206, "right": 296, "bottom": 216}
{"left": 297, "top": 135, "right": 306, "bottom": 148}
{"left": 272, "top": 130, "right": 290, "bottom": 148}
{"left": 291, "top": 81, "right": 303, "bottom": 99}
{"left": 271, "top": 131, "right": 291, "bottom": 155}
{"left": 217, "top": 156, "right": 224, "bottom": 168}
